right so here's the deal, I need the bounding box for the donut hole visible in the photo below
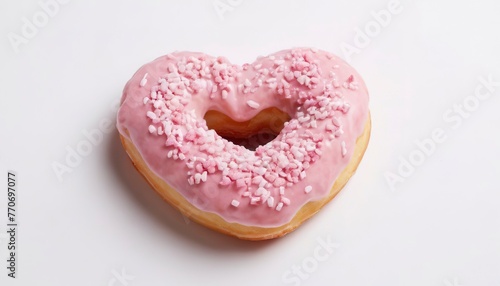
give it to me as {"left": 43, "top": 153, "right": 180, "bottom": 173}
{"left": 204, "top": 107, "right": 291, "bottom": 151}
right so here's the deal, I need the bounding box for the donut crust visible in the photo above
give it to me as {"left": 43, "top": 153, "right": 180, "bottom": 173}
{"left": 119, "top": 114, "right": 371, "bottom": 240}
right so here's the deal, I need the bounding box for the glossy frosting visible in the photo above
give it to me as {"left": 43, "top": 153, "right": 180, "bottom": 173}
{"left": 117, "top": 48, "right": 369, "bottom": 227}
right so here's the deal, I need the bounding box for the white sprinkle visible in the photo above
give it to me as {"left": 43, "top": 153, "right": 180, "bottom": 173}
{"left": 281, "top": 197, "right": 291, "bottom": 205}
{"left": 246, "top": 100, "right": 260, "bottom": 109}
{"left": 259, "top": 179, "right": 268, "bottom": 188}
{"left": 254, "top": 63, "right": 262, "bottom": 70}
{"left": 276, "top": 202, "right": 284, "bottom": 211}
{"left": 255, "top": 187, "right": 266, "bottom": 196}
{"left": 305, "top": 185, "right": 312, "bottom": 193}
{"left": 148, "top": 125, "right": 156, "bottom": 134}
{"left": 279, "top": 186, "right": 285, "bottom": 195}
{"left": 244, "top": 79, "right": 252, "bottom": 87}
{"left": 341, "top": 141, "right": 347, "bottom": 157}
{"left": 297, "top": 75, "right": 307, "bottom": 85}
{"left": 325, "top": 123, "right": 336, "bottom": 132}
{"left": 300, "top": 171, "right": 306, "bottom": 179}
{"left": 310, "top": 120, "right": 318, "bottom": 128}
{"left": 140, "top": 73, "right": 148, "bottom": 87}
{"left": 231, "top": 200, "right": 240, "bottom": 207}
{"left": 143, "top": 97, "right": 149, "bottom": 104}
{"left": 146, "top": 111, "right": 157, "bottom": 120}
{"left": 201, "top": 171, "right": 208, "bottom": 182}
{"left": 332, "top": 117, "right": 341, "bottom": 127}
{"left": 256, "top": 167, "right": 266, "bottom": 176}
{"left": 242, "top": 191, "right": 251, "bottom": 197}
{"left": 267, "top": 196, "right": 275, "bottom": 208}
{"left": 251, "top": 197, "right": 261, "bottom": 204}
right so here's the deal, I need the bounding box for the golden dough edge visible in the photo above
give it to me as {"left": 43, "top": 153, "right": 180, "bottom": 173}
{"left": 119, "top": 113, "right": 371, "bottom": 241}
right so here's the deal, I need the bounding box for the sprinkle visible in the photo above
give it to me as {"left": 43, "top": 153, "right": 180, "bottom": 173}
{"left": 300, "top": 171, "right": 306, "bottom": 179}
{"left": 244, "top": 79, "right": 252, "bottom": 87}
{"left": 140, "top": 73, "right": 148, "bottom": 87}
{"left": 341, "top": 141, "right": 347, "bottom": 157}
{"left": 332, "top": 117, "right": 341, "bottom": 127}
{"left": 305, "top": 185, "right": 312, "bottom": 193}
{"left": 297, "top": 75, "right": 307, "bottom": 85}
{"left": 281, "top": 197, "right": 290, "bottom": 205}
{"left": 143, "top": 97, "right": 149, "bottom": 104}
{"left": 267, "top": 196, "right": 275, "bottom": 208}
{"left": 251, "top": 197, "right": 261, "bottom": 204}
{"left": 148, "top": 125, "right": 156, "bottom": 134}
{"left": 255, "top": 187, "right": 266, "bottom": 196}
{"left": 279, "top": 187, "right": 285, "bottom": 195}
{"left": 146, "top": 111, "right": 157, "bottom": 120}
{"left": 276, "top": 202, "right": 284, "bottom": 211}
{"left": 246, "top": 100, "right": 260, "bottom": 109}
{"left": 231, "top": 200, "right": 240, "bottom": 207}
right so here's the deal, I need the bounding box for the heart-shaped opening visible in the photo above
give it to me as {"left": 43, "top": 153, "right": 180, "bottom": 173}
{"left": 204, "top": 107, "right": 291, "bottom": 151}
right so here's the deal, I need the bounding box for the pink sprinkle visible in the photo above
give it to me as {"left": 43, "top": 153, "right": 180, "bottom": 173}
{"left": 246, "top": 100, "right": 260, "bottom": 109}
{"left": 236, "top": 179, "right": 247, "bottom": 188}
{"left": 231, "top": 200, "right": 240, "bottom": 207}
{"left": 219, "top": 176, "right": 231, "bottom": 186}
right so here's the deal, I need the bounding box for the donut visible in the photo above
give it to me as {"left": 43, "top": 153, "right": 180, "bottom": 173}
{"left": 117, "top": 48, "right": 370, "bottom": 240}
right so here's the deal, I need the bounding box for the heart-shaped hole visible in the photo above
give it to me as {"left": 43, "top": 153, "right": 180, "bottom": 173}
{"left": 204, "top": 107, "right": 291, "bottom": 151}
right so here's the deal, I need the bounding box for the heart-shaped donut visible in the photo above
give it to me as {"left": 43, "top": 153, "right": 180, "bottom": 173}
{"left": 117, "top": 48, "right": 370, "bottom": 240}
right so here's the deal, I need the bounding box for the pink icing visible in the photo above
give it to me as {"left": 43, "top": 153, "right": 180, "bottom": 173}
{"left": 117, "top": 48, "right": 369, "bottom": 227}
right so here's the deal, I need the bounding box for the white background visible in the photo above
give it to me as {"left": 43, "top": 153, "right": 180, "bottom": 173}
{"left": 1, "top": 0, "right": 500, "bottom": 285}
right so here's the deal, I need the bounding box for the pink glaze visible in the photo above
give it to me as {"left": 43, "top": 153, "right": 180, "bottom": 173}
{"left": 117, "top": 48, "right": 369, "bottom": 227}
